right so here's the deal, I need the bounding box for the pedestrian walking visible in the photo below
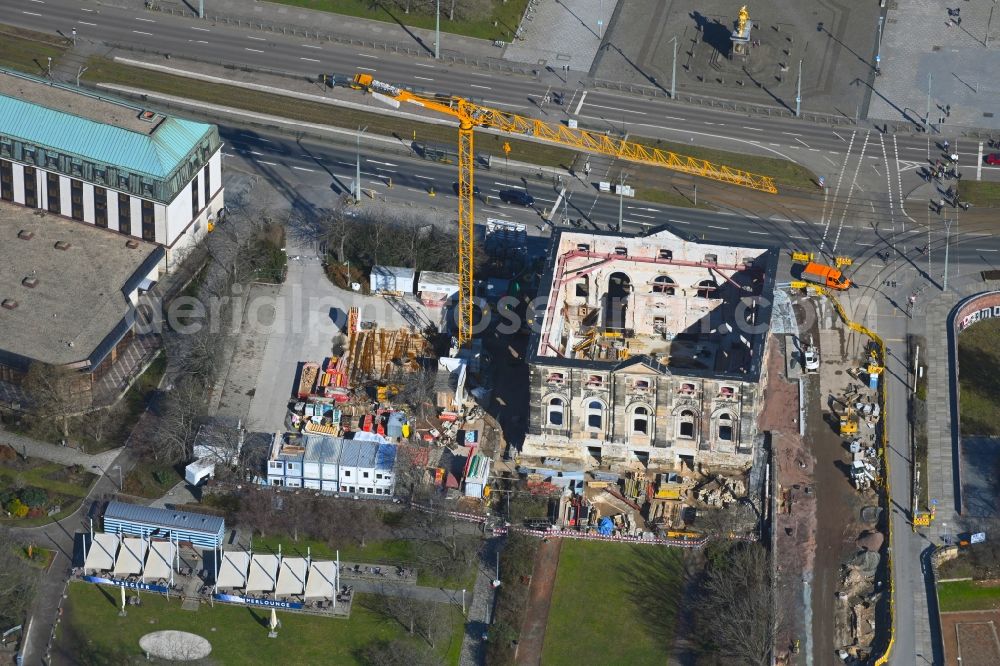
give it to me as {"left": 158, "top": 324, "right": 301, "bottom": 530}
{"left": 943, "top": 140, "right": 950, "bottom": 151}
{"left": 939, "top": 198, "right": 946, "bottom": 213}
{"left": 962, "top": 201, "right": 970, "bottom": 211}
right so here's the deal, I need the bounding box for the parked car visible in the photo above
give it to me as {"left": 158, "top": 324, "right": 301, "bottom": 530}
{"left": 499, "top": 189, "right": 535, "bottom": 206}
{"left": 985, "top": 153, "right": 1000, "bottom": 165}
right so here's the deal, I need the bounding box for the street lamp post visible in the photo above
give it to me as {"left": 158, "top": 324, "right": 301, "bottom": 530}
{"left": 112, "top": 465, "right": 123, "bottom": 492}
{"left": 943, "top": 218, "right": 953, "bottom": 291}
{"left": 926, "top": 72, "right": 932, "bottom": 128}
{"left": 598, "top": 0, "right": 604, "bottom": 39}
{"left": 875, "top": 16, "right": 884, "bottom": 73}
{"left": 71, "top": 28, "right": 77, "bottom": 46}
{"left": 199, "top": 0, "right": 205, "bottom": 19}
{"left": 76, "top": 66, "right": 88, "bottom": 86}
{"left": 795, "top": 59, "right": 802, "bottom": 117}
{"left": 670, "top": 37, "right": 678, "bottom": 99}
{"left": 355, "top": 125, "right": 368, "bottom": 202}
{"left": 46, "top": 57, "right": 52, "bottom": 78}
{"left": 435, "top": 0, "right": 440, "bottom": 59}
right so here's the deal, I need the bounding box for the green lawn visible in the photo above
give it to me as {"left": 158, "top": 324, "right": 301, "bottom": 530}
{"left": 82, "top": 58, "right": 576, "bottom": 169}
{"left": 0, "top": 25, "right": 68, "bottom": 75}
{"left": 0, "top": 459, "right": 97, "bottom": 527}
{"left": 958, "top": 317, "right": 1000, "bottom": 435}
{"left": 938, "top": 579, "right": 1000, "bottom": 612}
{"left": 958, "top": 181, "right": 1000, "bottom": 207}
{"left": 58, "top": 582, "right": 464, "bottom": 664}
{"left": 266, "top": 0, "right": 530, "bottom": 41}
{"left": 541, "top": 541, "right": 680, "bottom": 665}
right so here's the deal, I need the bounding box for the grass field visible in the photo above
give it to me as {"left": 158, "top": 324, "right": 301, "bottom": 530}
{"left": 540, "top": 541, "right": 680, "bottom": 665}
{"left": 0, "top": 25, "right": 68, "bottom": 75}
{"left": 958, "top": 317, "right": 1000, "bottom": 435}
{"left": 267, "top": 0, "right": 529, "bottom": 41}
{"left": 57, "top": 582, "right": 464, "bottom": 664}
{"left": 959, "top": 181, "right": 1000, "bottom": 208}
{"left": 938, "top": 579, "right": 1000, "bottom": 612}
{"left": 82, "top": 58, "right": 576, "bottom": 169}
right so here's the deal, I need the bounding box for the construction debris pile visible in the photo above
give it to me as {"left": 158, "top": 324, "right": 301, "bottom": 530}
{"left": 834, "top": 546, "right": 883, "bottom": 661}
{"left": 832, "top": 347, "right": 884, "bottom": 492}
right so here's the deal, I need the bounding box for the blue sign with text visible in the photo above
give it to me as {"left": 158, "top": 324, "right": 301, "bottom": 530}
{"left": 82, "top": 576, "right": 170, "bottom": 594}
{"left": 213, "top": 593, "right": 304, "bottom": 610}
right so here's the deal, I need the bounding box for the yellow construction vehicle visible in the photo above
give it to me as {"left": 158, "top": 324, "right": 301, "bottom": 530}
{"left": 791, "top": 251, "right": 814, "bottom": 262}
{"left": 835, "top": 256, "right": 853, "bottom": 267}
{"left": 340, "top": 72, "right": 777, "bottom": 347}
{"left": 838, "top": 406, "right": 859, "bottom": 436}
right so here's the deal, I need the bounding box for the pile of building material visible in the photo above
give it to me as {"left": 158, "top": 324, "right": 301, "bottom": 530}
{"left": 834, "top": 549, "right": 881, "bottom": 658}
{"left": 695, "top": 474, "right": 747, "bottom": 507}
{"left": 345, "top": 326, "right": 432, "bottom": 383}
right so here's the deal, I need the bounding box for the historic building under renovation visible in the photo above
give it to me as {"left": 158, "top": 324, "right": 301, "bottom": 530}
{"left": 522, "top": 224, "right": 779, "bottom": 473}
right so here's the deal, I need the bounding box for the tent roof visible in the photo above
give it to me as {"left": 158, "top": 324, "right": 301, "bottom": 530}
{"left": 113, "top": 537, "right": 148, "bottom": 576}
{"left": 304, "top": 560, "right": 337, "bottom": 600}
{"left": 275, "top": 557, "right": 308, "bottom": 596}
{"left": 246, "top": 554, "right": 279, "bottom": 592}
{"left": 216, "top": 551, "right": 250, "bottom": 589}
{"left": 142, "top": 541, "right": 177, "bottom": 581}
{"left": 84, "top": 532, "right": 120, "bottom": 572}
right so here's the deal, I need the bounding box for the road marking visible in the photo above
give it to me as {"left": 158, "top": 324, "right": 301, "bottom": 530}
{"left": 191, "top": 27, "right": 211, "bottom": 32}
{"left": 781, "top": 132, "right": 802, "bottom": 136}
{"left": 223, "top": 152, "right": 234, "bottom": 157}
{"left": 746, "top": 230, "right": 768, "bottom": 235}
{"left": 769, "top": 143, "right": 781, "bottom": 146}
{"left": 977, "top": 141, "right": 983, "bottom": 181}
{"left": 81, "top": 7, "right": 94, "bottom": 10}
{"left": 414, "top": 174, "right": 435, "bottom": 180}
{"left": 301, "top": 44, "right": 322, "bottom": 49}
{"left": 357, "top": 67, "right": 376, "bottom": 72}
{"left": 414, "top": 76, "right": 434, "bottom": 81}
{"left": 706, "top": 225, "right": 729, "bottom": 230}
{"left": 133, "top": 30, "right": 154, "bottom": 36}
{"left": 79, "top": 21, "right": 97, "bottom": 26}
{"left": 742, "top": 126, "right": 764, "bottom": 132}
{"left": 976, "top": 248, "right": 999, "bottom": 252}
{"left": 245, "top": 48, "right": 264, "bottom": 53}
{"left": 589, "top": 103, "right": 646, "bottom": 115}
{"left": 194, "top": 40, "right": 209, "bottom": 44}
{"left": 856, "top": 241, "right": 874, "bottom": 245}
{"left": 367, "top": 160, "right": 398, "bottom": 167}
{"left": 632, "top": 213, "right": 656, "bottom": 219}
{"left": 259, "top": 161, "right": 278, "bottom": 166}
{"left": 968, "top": 232, "right": 992, "bottom": 236}
{"left": 358, "top": 53, "right": 379, "bottom": 59}
{"left": 482, "top": 99, "right": 523, "bottom": 108}
{"left": 241, "top": 134, "right": 272, "bottom": 143}
{"left": 292, "top": 166, "right": 316, "bottom": 173}
{"left": 135, "top": 17, "right": 156, "bottom": 23}
{"left": 493, "top": 182, "right": 526, "bottom": 188}
{"left": 824, "top": 155, "right": 837, "bottom": 166}
{"left": 300, "top": 57, "right": 320, "bottom": 63}
{"left": 795, "top": 137, "right": 811, "bottom": 149}
{"left": 22, "top": 11, "right": 43, "bottom": 16}
{"left": 248, "top": 36, "right": 266, "bottom": 41}
{"left": 574, "top": 90, "right": 588, "bottom": 115}
{"left": 789, "top": 234, "right": 808, "bottom": 239}
{"left": 666, "top": 218, "right": 690, "bottom": 224}
{"left": 248, "top": 150, "right": 265, "bottom": 156}
{"left": 415, "top": 63, "right": 435, "bottom": 68}
{"left": 470, "top": 84, "right": 492, "bottom": 89}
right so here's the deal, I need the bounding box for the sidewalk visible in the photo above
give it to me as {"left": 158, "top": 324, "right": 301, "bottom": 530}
{"left": 0, "top": 427, "right": 122, "bottom": 471}
{"left": 460, "top": 536, "right": 502, "bottom": 666}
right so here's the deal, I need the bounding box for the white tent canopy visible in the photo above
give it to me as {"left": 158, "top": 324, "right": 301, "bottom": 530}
{"left": 216, "top": 551, "right": 250, "bottom": 589}
{"left": 113, "top": 537, "right": 148, "bottom": 576}
{"left": 142, "top": 540, "right": 177, "bottom": 582}
{"left": 304, "top": 560, "right": 337, "bottom": 600}
{"left": 246, "top": 554, "right": 279, "bottom": 593}
{"left": 84, "top": 533, "right": 120, "bottom": 573}
{"left": 275, "top": 557, "right": 308, "bottom": 596}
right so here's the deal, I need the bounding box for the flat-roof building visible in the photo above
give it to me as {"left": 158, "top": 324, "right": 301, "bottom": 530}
{"left": 522, "top": 224, "right": 778, "bottom": 473}
{"left": 103, "top": 500, "right": 225, "bottom": 549}
{"left": 0, "top": 67, "right": 223, "bottom": 265}
{"left": 265, "top": 434, "right": 397, "bottom": 497}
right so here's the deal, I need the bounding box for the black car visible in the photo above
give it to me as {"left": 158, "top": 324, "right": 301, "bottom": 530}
{"left": 499, "top": 188, "right": 535, "bottom": 206}
{"left": 452, "top": 182, "right": 482, "bottom": 196}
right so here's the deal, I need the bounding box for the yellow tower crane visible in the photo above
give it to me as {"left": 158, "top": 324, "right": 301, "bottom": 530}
{"left": 344, "top": 73, "right": 778, "bottom": 346}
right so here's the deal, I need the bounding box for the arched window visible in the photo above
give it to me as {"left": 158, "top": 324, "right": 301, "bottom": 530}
{"left": 587, "top": 400, "right": 604, "bottom": 430}
{"left": 547, "top": 398, "right": 564, "bottom": 426}
{"left": 632, "top": 406, "right": 649, "bottom": 434}
{"left": 696, "top": 280, "right": 718, "bottom": 298}
{"left": 718, "top": 413, "right": 734, "bottom": 441}
{"left": 678, "top": 409, "right": 696, "bottom": 439}
{"left": 652, "top": 275, "right": 676, "bottom": 295}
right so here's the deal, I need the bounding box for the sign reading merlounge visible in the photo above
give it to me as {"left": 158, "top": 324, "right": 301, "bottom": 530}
{"left": 213, "top": 593, "right": 304, "bottom": 610}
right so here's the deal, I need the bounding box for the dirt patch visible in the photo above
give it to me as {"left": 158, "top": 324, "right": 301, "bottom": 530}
{"left": 515, "top": 538, "right": 562, "bottom": 666}
{"left": 941, "top": 610, "right": 1000, "bottom": 666}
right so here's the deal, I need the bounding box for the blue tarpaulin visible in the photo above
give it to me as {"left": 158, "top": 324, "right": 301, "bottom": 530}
{"left": 597, "top": 517, "right": 614, "bottom": 536}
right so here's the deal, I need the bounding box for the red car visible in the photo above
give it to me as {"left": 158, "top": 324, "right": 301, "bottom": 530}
{"left": 985, "top": 153, "right": 1000, "bottom": 165}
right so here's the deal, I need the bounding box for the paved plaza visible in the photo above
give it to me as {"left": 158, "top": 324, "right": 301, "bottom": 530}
{"left": 870, "top": 0, "right": 1000, "bottom": 130}
{"left": 502, "top": 0, "right": 616, "bottom": 71}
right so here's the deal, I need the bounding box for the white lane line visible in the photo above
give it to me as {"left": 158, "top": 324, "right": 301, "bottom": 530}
{"left": 133, "top": 30, "right": 154, "bottom": 36}
{"left": 242, "top": 134, "right": 272, "bottom": 143}
{"left": 414, "top": 174, "right": 435, "bottom": 180}
{"left": 135, "top": 17, "right": 156, "bottom": 23}
{"left": 742, "top": 126, "right": 764, "bottom": 132}
{"left": 247, "top": 36, "right": 265, "bottom": 41}
{"left": 769, "top": 143, "right": 781, "bottom": 146}
{"left": 300, "top": 57, "right": 320, "bottom": 62}
{"left": 194, "top": 40, "right": 209, "bottom": 44}
{"left": 976, "top": 248, "right": 999, "bottom": 252}
{"left": 482, "top": 99, "right": 523, "bottom": 108}
{"left": 259, "top": 161, "right": 278, "bottom": 166}
{"left": 302, "top": 44, "right": 322, "bottom": 49}
{"left": 977, "top": 141, "right": 983, "bottom": 181}
{"left": 747, "top": 230, "right": 768, "bottom": 235}
{"left": 706, "top": 225, "right": 729, "bottom": 230}
{"left": 795, "top": 137, "right": 811, "bottom": 149}
{"left": 415, "top": 63, "right": 435, "bottom": 68}
{"left": 789, "top": 235, "right": 808, "bottom": 239}
{"left": 968, "top": 232, "right": 992, "bottom": 236}
{"left": 632, "top": 213, "right": 656, "bottom": 219}
{"left": 367, "top": 160, "right": 398, "bottom": 166}
{"left": 358, "top": 53, "right": 379, "bottom": 59}
{"left": 667, "top": 218, "right": 690, "bottom": 224}
{"left": 574, "top": 90, "right": 588, "bottom": 115}
{"left": 414, "top": 76, "right": 434, "bottom": 81}
{"left": 292, "top": 166, "right": 315, "bottom": 173}
{"left": 358, "top": 67, "right": 376, "bottom": 72}
{"left": 832, "top": 131, "right": 847, "bottom": 142}
{"left": 223, "top": 152, "right": 235, "bottom": 157}
{"left": 781, "top": 132, "right": 802, "bottom": 136}
{"left": 589, "top": 103, "right": 646, "bottom": 115}
{"left": 470, "top": 84, "right": 492, "bottom": 90}
{"left": 81, "top": 6, "right": 94, "bottom": 10}
{"left": 824, "top": 155, "right": 837, "bottom": 166}
{"left": 191, "top": 27, "right": 211, "bottom": 32}
{"left": 79, "top": 21, "right": 97, "bottom": 26}
{"left": 856, "top": 241, "right": 874, "bottom": 246}
{"left": 245, "top": 48, "right": 264, "bottom": 53}
{"left": 22, "top": 11, "right": 43, "bottom": 16}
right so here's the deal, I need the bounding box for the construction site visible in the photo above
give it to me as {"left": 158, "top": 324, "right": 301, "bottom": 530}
{"left": 766, "top": 280, "right": 890, "bottom": 664}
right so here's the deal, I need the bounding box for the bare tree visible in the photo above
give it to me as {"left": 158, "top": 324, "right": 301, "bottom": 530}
{"left": 360, "top": 638, "right": 438, "bottom": 666}
{"left": 0, "top": 529, "right": 39, "bottom": 628}
{"left": 417, "top": 600, "right": 453, "bottom": 649}
{"left": 22, "top": 362, "right": 87, "bottom": 440}
{"left": 151, "top": 377, "right": 205, "bottom": 463}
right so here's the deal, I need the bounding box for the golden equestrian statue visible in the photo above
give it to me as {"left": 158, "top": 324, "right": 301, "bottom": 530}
{"left": 737, "top": 6, "right": 750, "bottom": 35}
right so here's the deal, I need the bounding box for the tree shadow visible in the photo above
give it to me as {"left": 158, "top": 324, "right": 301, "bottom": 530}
{"left": 374, "top": 2, "right": 434, "bottom": 57}
{"left": 619, "top": 545, "right": 690, "bottom": 650}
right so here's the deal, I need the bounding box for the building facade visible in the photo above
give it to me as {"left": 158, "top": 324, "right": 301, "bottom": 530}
{"left": 0, "top": 68, "right": 223, "bottom": 265}
{"left": 522, "top": 225, "right": 778, "bottom": 473}
{"left": 266, "top": 434, "right": 397, "bottom": 497}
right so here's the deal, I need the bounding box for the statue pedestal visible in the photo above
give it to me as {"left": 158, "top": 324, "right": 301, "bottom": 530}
{"left": 730, "top": 25, "right": 752, "bottom": 60}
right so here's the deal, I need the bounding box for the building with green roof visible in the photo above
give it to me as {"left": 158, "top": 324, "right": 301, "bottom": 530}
{"left": 0, "top": 67, "right": 224, "bottom": 263}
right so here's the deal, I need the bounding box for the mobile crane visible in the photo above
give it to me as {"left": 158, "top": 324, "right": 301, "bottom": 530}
{"left": 339, "top": 72, "right": 778, "bottom": 347}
